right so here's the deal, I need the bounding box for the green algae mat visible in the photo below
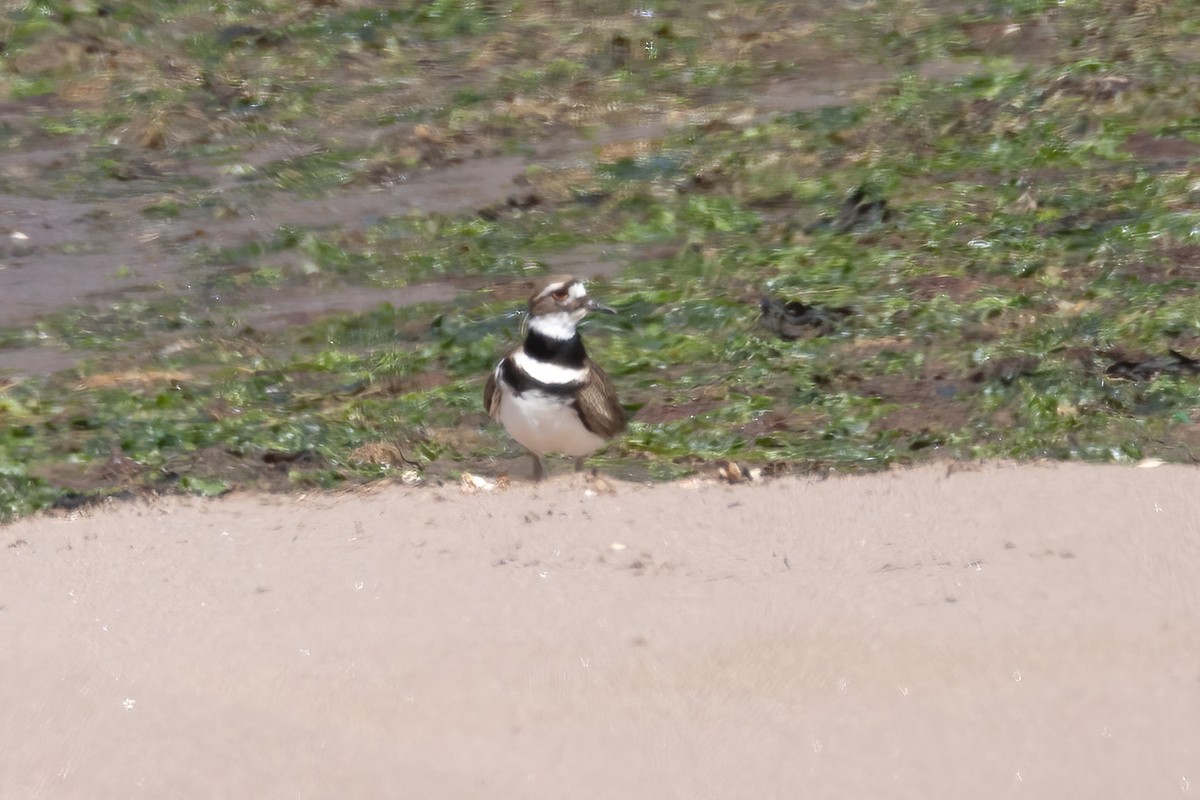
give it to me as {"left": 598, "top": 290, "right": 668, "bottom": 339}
{"left": 2, "top": 1, "right": 1199, "bottom": 518}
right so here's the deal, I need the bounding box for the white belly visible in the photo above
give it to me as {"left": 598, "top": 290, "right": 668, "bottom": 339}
{"left": 497, "top": 387, "right": 606, "bottom": 458}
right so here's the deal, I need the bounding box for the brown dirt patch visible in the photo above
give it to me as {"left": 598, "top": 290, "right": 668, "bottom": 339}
{"left": 904, "top": 273, "right": 988, "bottom": 302}
{"left": 856, "top": 366, "right": 975, "bottom": 439}
{"left": 634, "top": 397, "right": 725, "bottom": 425}
{"left": 1121, "top": 131, "right": 1200, "bottom": 163}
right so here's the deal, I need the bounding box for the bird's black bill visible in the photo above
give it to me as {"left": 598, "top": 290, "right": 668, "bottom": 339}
{"left": 585, "top": 298, "right": 617, "bottom": 314}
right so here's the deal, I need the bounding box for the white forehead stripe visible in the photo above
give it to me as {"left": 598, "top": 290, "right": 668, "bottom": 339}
{"left": 512, "top": 349, "right": 588, "bottom": 385}
{"left": 568, "top": 281, "right": 587, "bottom": 299}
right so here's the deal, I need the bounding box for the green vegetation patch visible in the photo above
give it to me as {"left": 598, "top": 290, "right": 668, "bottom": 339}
{"left": 3, "top": 0, "right": 1200, "bottom": 519}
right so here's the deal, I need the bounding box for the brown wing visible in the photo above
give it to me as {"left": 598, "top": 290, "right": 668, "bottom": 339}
{"left": 574, "top": 359, "right": 626, "bottom": 439}
{"left": 483, "top": 362, "right": 502, "bottom": 421}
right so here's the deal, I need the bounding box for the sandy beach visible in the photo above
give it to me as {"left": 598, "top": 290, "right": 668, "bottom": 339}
{"left": 3, "top": 461, "right": 1198, "bottom": 799}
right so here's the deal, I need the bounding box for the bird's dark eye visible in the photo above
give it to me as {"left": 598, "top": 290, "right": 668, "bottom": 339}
{"left": 551, "top": 288, "right": 570, "bottom": 301}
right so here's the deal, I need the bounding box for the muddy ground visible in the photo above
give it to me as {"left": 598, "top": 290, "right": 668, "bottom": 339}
{"left": 7, "top": 1, "right": 1198, "bottom": 511}
{"left": 0, "top": 0, "right": 1027, "bottom": 373}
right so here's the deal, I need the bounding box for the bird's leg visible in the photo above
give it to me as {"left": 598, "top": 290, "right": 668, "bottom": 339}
{"left": 574, "top": 457, "right": 586, "bottom": 473}
{"left": 531, "top": 453, "right": 544, "bottom": 482}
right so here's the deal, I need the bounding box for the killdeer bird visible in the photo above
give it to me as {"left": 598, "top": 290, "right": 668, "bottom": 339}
{"left": 484, "top": 275, "right": 626, "bottom": 481}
